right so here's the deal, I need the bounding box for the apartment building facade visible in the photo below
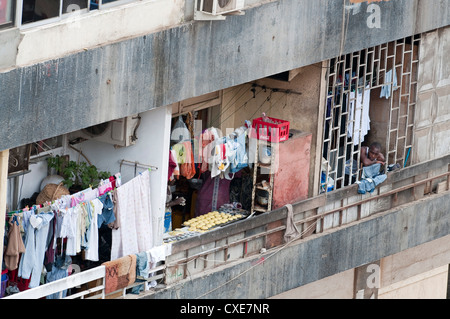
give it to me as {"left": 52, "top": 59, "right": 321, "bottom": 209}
{"left": 1, "top": 0, "right": 450, "bottom": 299}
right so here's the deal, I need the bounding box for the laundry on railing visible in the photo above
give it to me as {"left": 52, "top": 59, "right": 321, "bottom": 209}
{"left": 102, "top": 254, "right": 137, "bottom": 295}
{"left": 356, "top": 163, "right": 387, "bottom": 194}
{"left": 101, "top": 242, "right": 172, "bottom": 295}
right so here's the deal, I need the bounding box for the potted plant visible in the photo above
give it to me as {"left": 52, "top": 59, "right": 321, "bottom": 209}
{"left": 47, "top": 155, "right": 111, "bottom": 193}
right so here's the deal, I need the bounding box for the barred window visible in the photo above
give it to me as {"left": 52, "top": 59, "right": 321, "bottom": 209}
{"left": 320, "top": 35, "right": 421, "bottom": 193}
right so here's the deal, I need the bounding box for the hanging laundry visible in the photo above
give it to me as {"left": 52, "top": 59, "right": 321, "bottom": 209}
{"left": 229, "top": 127, "right": 249, "bottom": 174}
{"left": 4, "top": 173, "right": 123, "bottom": 293}
{"left": 45, "top": 254, "right": 72, "bottom": 299}
{"left": 181, "top": 141, "right": 196, "bottom": 179}
{"left": 65, "top": 206, "right": 80, "bottom": 256}
{"left": 380, "top": 68, "right": 398, "bottom": 99}
{"left": 84, "top": 198, "right": 103, "bottom": 261}
{"left": 171, "top": 141, "right": 195, "bottom": 179}
{"left": 198, "top": 127, "right": 221, "bottom": 174}
{"left": 44, "top": 212, "right": 57, "bottom": 266}
{"left": 110, "top": 170, "right": 153, "bottom": 260}
{"left": 97, "top": 192, "right": 115, "bottom": 228}
{"left": 172, "top": 142, "right": 186, "bottom": 165}
{"left": 70, "top": 187, "right": 98, "bottom": 207}
{"left": 169, "top": 149, "right": 180, "bottom": 180}
{"left": 147, "top": 243, "right": 172, "bottom": 288}
{"left": 97, "top": 180, "right": 113, "bottom": 196}
{"left": 4, "top": 215, "right": 26, "bottom": 271}
{"left": 18, "top": 211, "right": 54, "bottom": 289}
{"left": 210, "top": 141, "right": 230, "bottom": 178}
{"left": 348, "top": 85, "right": 371, "bottom": 146}
{"left": 102, "top": 254, "right": 137, "bottom": 295}
{"left": 195, "top": 170, "right": 235, "bottom": 216}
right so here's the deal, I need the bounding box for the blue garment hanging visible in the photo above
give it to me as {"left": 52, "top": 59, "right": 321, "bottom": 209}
{"left": 380, "top": 69, "right": 398, "bottom": 99}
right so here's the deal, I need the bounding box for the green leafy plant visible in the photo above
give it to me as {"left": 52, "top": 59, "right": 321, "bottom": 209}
{"left": 47, "top": 155, "right": 110, "bottom": 190}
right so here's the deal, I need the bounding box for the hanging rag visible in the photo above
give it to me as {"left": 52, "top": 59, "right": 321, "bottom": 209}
{"left": 18, "top": 211, "right": 54, "bottom": 289}
{"left": 102, "top": 254, "right": 137, "bottom": 295}
{"left": 229, "top": 129, "right": 248, "bottom": 174}
{"left": 380, "top": 68, "right": 398, "bottom": 99}
{"left": 4, "top": 216, "right": 26, "bottom": 271}
{"left": 180, "top": 141, "right": 196, "bottom": 179}
{"left": 283, "top": 204, "right": 300, "bottom": 243}
{"left": 130, "top": 251, "right": 151, "bottom": 294}
{"left": 210, "top": 142, "right": 230, "bottom": 178}
{"left": 199, "top": 127, "right": 221, "bottom": 174}
{"left": 348, "top": 85, "right": 371, "bottom": 146}
{"left": 110, "top": 170, "right": 153, "bottom": 260}
{"left": 46, "top": 254, "right": 72, "bottom": 299}
{"left": 135, "top": 251, "right": 150, "bottom": 280}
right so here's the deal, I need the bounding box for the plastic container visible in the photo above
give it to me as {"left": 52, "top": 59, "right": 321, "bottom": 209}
{"left": 251, "top": 117, "right": 290, "bottom": 142}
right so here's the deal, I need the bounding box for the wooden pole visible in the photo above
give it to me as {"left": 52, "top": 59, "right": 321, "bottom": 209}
{"left": 0, "top": 149, "right": 9, "bottom": 274}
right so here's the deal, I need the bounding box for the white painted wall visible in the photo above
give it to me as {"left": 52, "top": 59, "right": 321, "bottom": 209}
{"left": 7, "top": 104, "right": 172, "bottom": 246}
{"left": 414, "top": 27, "right": 450, "bottom": 164}
{"left": 7, "top": 147, "right": 67, "bottom": 211}
{"left": 74, "top": 104, "right": 172, "bottom": 245}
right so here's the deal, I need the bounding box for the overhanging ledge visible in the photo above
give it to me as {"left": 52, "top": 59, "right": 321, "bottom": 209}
{"left": 143, "top": 190, "right": 450, "bottom": 299}
{"left": 1, "top": 0, "right": 449, "bottom": 151}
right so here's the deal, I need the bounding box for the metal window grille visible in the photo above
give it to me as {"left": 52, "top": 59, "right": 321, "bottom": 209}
{"left": 320, "top": 35, "right": 421, "bottom": 193}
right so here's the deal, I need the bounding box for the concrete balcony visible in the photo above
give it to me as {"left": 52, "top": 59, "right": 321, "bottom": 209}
{"left": 1, "top": 0, "right": 450, "bottom": 152}
{"left": 137, "top": 155, "right": 450, "bottom": 299}
{"left": 4, "top": 154, "right": 450, "bottom": 299}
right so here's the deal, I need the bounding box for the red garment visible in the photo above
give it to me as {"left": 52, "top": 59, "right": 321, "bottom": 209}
{"left": 109, "top": 176, "right": 116, "bottom": 189}
{"left": 8, "top": 269, "right": 31, "bottom": 292}
{"left": 168, "top": 150, "right": 177, "bottom": 181}
{"left": 179, "top": 141, "right": 196, "bottom": 180}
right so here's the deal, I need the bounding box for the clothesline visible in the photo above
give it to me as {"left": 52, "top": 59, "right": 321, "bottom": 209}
{"left": 5, "top": 173, "right": 121, "bottom": 219}
{"left": 3, "top": 165, "right": 160, "bottom": 296}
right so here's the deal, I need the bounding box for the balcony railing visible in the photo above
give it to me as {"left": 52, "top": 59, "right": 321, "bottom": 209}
{"left": 5, "top": 155, "right": 450, "bottom": 299}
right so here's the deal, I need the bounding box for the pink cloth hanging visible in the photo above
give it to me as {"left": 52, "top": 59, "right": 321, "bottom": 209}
{"left": 110, "top": 170, "right": 153, "bottom": 260}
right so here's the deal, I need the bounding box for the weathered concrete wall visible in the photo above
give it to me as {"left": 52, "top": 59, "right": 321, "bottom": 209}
{"left": 1, "top": 0, "right": 449, "bottom": 151}
{"left": 0, "top": 28, "right": 21, "bottom": 70}
{"left": 0, "top": 0, "right": 185, "bottom": 71}
{"left": 414, "top": 27, "right": 450, "bottom": 164}
{"left": 269, "top": 234, "right": 450, "bottom": 299}
{"left": 142, "top": 191, "right": 450, "bottom": 299}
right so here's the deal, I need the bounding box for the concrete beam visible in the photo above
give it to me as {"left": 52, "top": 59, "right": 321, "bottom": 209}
{"left": 0, "top": 0, "right": 449, "bottom": 151}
